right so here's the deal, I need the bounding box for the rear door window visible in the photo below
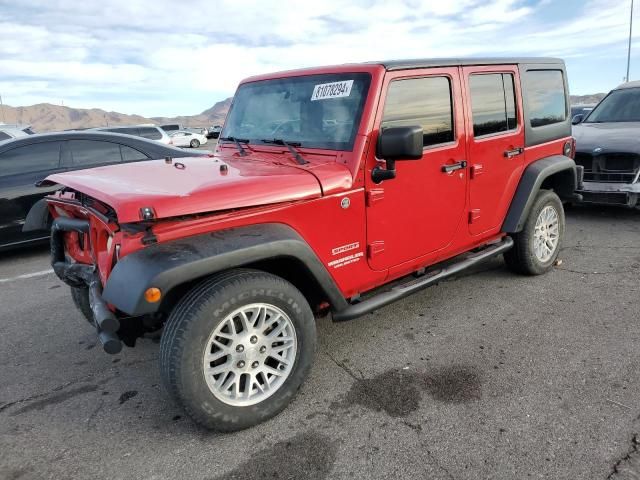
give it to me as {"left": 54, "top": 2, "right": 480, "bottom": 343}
{"left": 0, "top": 142, "right": 62, "bottom": 177}
{"left": 525, "top": 70, "right": 567, "bottom": 127}
{"left": 0, "top": 132, "right": 11, "bottom": 141}
{"left": 138, "top": 127, "right": 162, "bottom": 140}
{"left": 69, "top": 140, "right": 123, "bottom": 166}
{"left": 381, "top": 76, "right": 455, "bottom": 147}
{"left": 469, "top": 73, "right": 518, "bottom": 137}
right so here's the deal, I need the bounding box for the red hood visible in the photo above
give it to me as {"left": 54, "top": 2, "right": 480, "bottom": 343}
{"left": 45, "top": 152, "right": 353, "bottom": 223}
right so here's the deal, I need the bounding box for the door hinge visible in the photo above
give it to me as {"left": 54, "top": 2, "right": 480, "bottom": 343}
{"left": 469, "top": 209, "right": 481, "bottom": 224}
{"left": 367, "top": 241, "right": 385, "bottom": 258}
{"left": 366, "top": 188, "right": 385, "bottom": 207}
{"left": 470, "top": 164, "right": 484, "bottom": 179}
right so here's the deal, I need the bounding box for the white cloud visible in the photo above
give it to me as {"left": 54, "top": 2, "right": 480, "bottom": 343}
{"left": 0, "top": 0, "right": 637, "bottom": 116}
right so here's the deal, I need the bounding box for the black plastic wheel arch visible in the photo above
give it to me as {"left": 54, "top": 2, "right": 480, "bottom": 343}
{"left": 102, "top": 223, "right": 349, "bottom": 316}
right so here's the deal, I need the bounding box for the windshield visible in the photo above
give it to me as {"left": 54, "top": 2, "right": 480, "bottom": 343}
{"left": 585, "top": 88, "right": 640, "bottom": 123}
{"left": 221, "top": 73, "right": 371, "bottom": 150}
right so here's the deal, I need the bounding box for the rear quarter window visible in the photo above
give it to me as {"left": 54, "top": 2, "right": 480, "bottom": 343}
{"left": 0, "top": 132, "right": 11, "bottom": 141}
{"left": 526, "top": 70, "right": 567, "bottom": 127}
{"left": 120, "top": 145, "right": 148, "bottom": 161}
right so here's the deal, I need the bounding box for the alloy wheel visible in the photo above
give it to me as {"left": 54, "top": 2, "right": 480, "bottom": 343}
{"left": 202, "top": 303, "right": 297, "bottom": 406}
{"left": 533, "top": 205, "right": 560, "bottom": 263}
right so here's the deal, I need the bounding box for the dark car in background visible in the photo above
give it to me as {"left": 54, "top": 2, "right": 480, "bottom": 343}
{"left": 572, "top": 81, "right": 640, "bottom": 207}
{"left": 207, "top": 125, "right": 221, "bottom": 139}
{"left": 570, "top": 104, "right": 595, "bottom": 120}
{"left": 0, "top": 131, "right": 208, "bottom": 251}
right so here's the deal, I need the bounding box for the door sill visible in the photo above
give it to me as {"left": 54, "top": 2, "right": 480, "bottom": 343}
{"left": 332, "top": 237, "right": 513, "bottom": 321}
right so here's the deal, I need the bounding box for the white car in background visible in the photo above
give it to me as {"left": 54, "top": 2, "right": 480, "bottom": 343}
{"left": 169, "top": 130, "right": 208, "bottom": 148}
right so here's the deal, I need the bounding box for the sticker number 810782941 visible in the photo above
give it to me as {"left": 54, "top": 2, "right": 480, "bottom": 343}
{"left": 311, "top": 80, "right": 354, "bottom": 101}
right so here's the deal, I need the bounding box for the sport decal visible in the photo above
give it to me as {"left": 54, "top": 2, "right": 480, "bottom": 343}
{"left": 331, "top": 242, "right": 359, "bottom": 256}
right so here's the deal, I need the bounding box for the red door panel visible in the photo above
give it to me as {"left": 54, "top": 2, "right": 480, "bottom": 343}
{"left": 462, "top": 66, "right": 525, "bottom": 236}
{"left": 365, "top": 68, "right": 468, "bottom": 271}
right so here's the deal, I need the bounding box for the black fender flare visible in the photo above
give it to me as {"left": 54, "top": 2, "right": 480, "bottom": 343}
{"left": 102, "top": 223, "right": 349, "bottom": 316}
{"left": 502, "top": 155, "right": 580, "bottom": 233}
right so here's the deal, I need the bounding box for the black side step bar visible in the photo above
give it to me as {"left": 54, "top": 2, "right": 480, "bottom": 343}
{"left": 332, "top": 237, "right": 514, "bottom": 322}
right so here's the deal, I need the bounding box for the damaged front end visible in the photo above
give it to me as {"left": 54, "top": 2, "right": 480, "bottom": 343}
{"left": 574, "top": 151, "right": 640, "bottom": 207}
{"left": 47, "top": 190, "right": 162, "bottom": 353}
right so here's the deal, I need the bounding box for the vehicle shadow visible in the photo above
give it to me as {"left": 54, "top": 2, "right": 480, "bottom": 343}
{"left": 565, "top": 203, "right": 640, "bottom": 223}
{"left": 0, "top": 242, "right": 50, "bottom": 263}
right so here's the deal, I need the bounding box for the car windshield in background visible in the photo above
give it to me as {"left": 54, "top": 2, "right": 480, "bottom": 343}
{"left": 585, "top": 88, "right": 640, "bottom": 123}
{"left": 221, "top": 73, "right": 371, "bottom": 150}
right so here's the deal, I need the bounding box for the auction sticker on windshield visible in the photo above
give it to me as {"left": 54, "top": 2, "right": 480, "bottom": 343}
{"left": 311, "top": 80, "right": 354, "bottom": 101}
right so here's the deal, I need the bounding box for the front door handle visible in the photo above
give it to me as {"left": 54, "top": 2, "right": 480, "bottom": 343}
{"left": 504, "top": 147, "right": 524, "bottom": 158}
{"left": 441, "top": 160, "right": 467, "bottom": 173}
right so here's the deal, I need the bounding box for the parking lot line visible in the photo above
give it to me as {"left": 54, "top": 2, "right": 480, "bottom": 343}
{"left": 0, "top": 269, "right": 54, "bottom": 284}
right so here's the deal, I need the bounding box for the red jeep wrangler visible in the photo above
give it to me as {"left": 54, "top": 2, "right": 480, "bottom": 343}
{"left": 41, "top": 58, "right": 581, "bottom": 431}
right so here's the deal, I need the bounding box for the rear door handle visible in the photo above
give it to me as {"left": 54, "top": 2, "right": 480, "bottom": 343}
{"left": 441, "top": 160, "right": 467, "bottom": 173}
{"left": 504, "top": 147, "right": 524, "bottom": 158}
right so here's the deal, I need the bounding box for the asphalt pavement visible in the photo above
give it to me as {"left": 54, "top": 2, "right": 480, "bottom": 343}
{"left": 0, "top": 205, "right": 639, "bottom": 480}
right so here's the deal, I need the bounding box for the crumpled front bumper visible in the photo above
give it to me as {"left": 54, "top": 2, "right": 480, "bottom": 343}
{"left": 51, "top": 217, "right": 122, "bottom": 354}
{"left": 578, "top": 180, "right": 640, "bottom": 207}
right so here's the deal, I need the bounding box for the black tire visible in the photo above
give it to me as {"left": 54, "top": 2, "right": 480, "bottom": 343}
{"left": 70, "top": 287, "right": 93, "bottom": 325}
{"left": 160, "top": 269, "right": 316, "bottom": 431}
{"left": 190, "top": 139, "right": 200, "bottom": 148}
{"left": 504, "top": 189, "right": 565, "bottom": 275}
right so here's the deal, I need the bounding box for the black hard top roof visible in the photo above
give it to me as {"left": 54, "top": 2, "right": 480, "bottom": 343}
{"left": 371, "top": 57, "right": 564, "bottom": 71}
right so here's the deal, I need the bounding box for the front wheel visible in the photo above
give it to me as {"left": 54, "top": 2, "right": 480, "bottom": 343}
{"left": 190, "top": 139, "right": 200, "bottom": 148}
{"left": 160, "top": 269, "right": 316, "bottom": 431}
{"left": 504, "top": 189, "right": 565, "bottom": 275}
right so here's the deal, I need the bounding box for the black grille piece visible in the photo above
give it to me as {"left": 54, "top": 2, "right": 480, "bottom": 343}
{"left": 580, "top": 191, "right": 630, "bottom": 205}
{"left": 574, "top": 151, "right": 639, "bottom": 183}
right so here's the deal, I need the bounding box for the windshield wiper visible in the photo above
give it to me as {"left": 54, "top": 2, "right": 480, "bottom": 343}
{"left": 219, "top": 136, "right": 249, "bottom": 156}
{"left": 260, "top": 138, "right": 308, "bottom": 165}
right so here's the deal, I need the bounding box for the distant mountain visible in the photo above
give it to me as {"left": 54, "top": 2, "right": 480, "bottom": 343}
{"left": 570, "top": 93, "right": 606, "bottom": 105}
{"left": 0, "top": 92, "right": 607, "bottom": 133}
{"left": 0, "top": 97, "right": 233, "bottom": 133}
{"left": 151, "top": 97, "right": 233, "bottom": 128}
{"left": 199, "top": 97, "right": 233, "bottom": 119}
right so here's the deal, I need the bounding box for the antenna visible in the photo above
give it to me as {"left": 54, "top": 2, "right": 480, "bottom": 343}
{"left": 626, "top": 0, "right": 634, "bottom": 82}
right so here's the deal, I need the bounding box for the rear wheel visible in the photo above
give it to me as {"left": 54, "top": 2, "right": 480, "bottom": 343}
{"left": 190, "top": 139, "right": 200, "bottom": 148}
{"left": 504, "top": 189, "right": 565, "bottom": 275}
{"left": 160, "top": 269, "right": 316, "bottom": 431}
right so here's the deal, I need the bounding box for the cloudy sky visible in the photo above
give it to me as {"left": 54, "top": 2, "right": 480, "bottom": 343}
{"left": 0, "top": 0, "right": 637, "bottom": 117}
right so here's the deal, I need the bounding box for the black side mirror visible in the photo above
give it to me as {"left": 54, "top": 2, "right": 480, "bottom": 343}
{"left": 571, "top": 114, "right": 584, "bottom": 125}
{"left": 372, "top": 126, "right": 423, "bottom": 183}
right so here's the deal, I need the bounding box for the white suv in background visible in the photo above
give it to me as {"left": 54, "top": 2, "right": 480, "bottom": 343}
{"left": 0, "top": 124, "right": 35, "bottom": 141}
{"left": 91, "top": 125, "right": 172, "bottom": 145}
